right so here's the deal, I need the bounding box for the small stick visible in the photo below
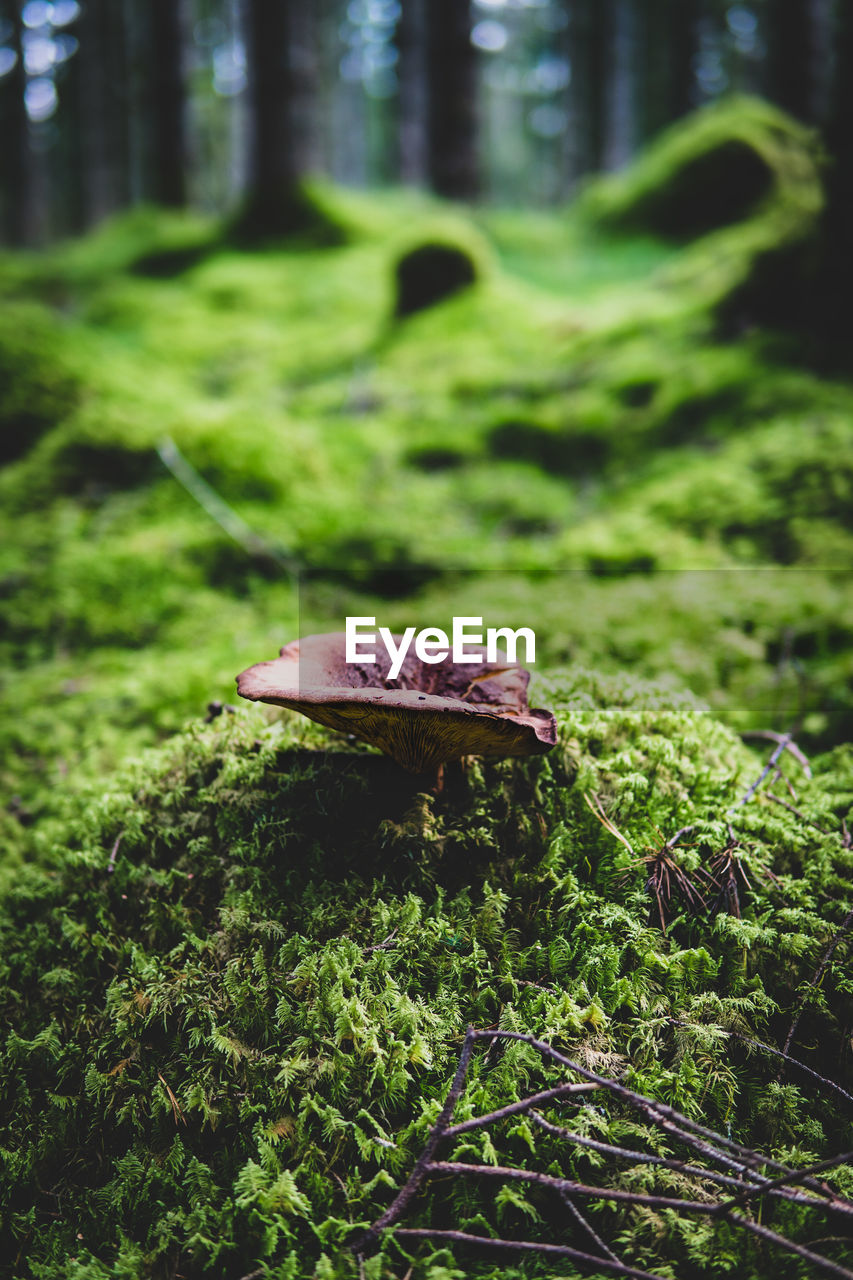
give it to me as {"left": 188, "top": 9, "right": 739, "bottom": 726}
{"left": 557, "top": 1187, "right": 622, "bottom": 1264}
{"left": 765, "top": 791, "right": 828, "bottom": 832}
{"left": 107, "top": 833, "right": 123, "bottom": 874}
{"left": 158, "top": 436, "right": 293, "bottom": 570}
{"left": 357, "top": 1026, "right": 853, "bottom": 1276}
{"left": 351, "top": 1026, "right": 477, "bottom": 1251}
{"left": 391, "top": 1228, "right": 671, "bottom": 1280}
{"left": 722, "top": 1211, "right": 853, "bottom": 1280}
{"left": 779, "top": 904, "right": 853, "bottom": 1068}
{"left": 664, "top": 825, "right": 695, "bottom": 851}
{"left": 730, "top": 734, "right": 793, "bottom": 811}
{"left": 670, "top": 1019, "right": 853, "bottom": 1110}
{"left": 426, "top": 1159, "right": 718, "bottom": 1214}
{"left": 157, "top": 1072, "right": 187, "bottom": 1127}
{"left": 584, "top": 792, "right": 635, "bottom": 854}
{"left": 717, "top": 1149, "right": 853, "bottom": 1213}
{"left": 740, "top": 730, "right": 812, "bottom": 778}
{"left": 444, "top": 1081, "right": 600, "bottom": 1139}
{"left": 363, "top": 928, "right": 399, "bottom": 955}
{"left": 472, "top": 1030, "right": 850, "bottom": 1197}
{"left": 517, "top": 978, "right": 559, "bottom": 995}
{"left": 529, "top": 1111, "right": 833, "bottom": 1210}
{"left": 421, "top": 1163, "right": 853, "bottom": 1278}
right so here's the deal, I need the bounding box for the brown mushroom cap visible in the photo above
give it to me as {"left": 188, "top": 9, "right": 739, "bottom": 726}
{"left": 236, "top": 632, "right": 557, "bottom": 773}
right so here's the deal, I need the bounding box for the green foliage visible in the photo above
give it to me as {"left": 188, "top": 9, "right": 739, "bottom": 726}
{"left": 1, "top": 675, "right": 852, "bottom": 1276}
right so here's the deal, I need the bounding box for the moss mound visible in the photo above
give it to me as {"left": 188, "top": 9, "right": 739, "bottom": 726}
{"left": 584, "top": 96, "right": 821, "bottom": 241}
{"left": 2, "top": 675, "right": 852, "bottom": 1277}
{"left": 0, "top": 303, "right": 78, "bottom": 466}
{"left": 581, "top": 96, "right": 824, "bottom": 314}
{"left": 394, "top": 242, "right": 478, "bottom": 317}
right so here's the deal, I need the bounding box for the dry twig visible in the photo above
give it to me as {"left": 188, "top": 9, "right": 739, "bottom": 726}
{"left": 354, "top": 1027, "right": 853, "bottom": 1278}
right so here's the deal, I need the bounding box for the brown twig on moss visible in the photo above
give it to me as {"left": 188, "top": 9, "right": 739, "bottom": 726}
{"left": 529, "top": 1110, "right": 804, "bottom": 1200}
{"left": 730, "top": 730, "right": 812, "bottom": 813}
{"left": 766, "top": 790, "right": 829, "bottom": 831}
{"left": 390, "top": 1229, "right": 669, "bottom": 1279}
{"left": 700, "top": 831, "right": 752, "bottom": 918}
{"left": 442, "top": 1080, "right": 600, "bottom": 1139}
{"left": 354, "top": 1026, "right": 853, "bottom": 1278}
{"left": 740, "top": 729, "right": 813, "bottom": 778}
{"left": 670, "top": 1018, "right": 853, "bottom": 1111}
{"left": 586, "top": 794, "right": 704, "bottom": 933}
{"left": 106, "top": 832, "right": 123, "bottom": 873}
{"left": 778, "top": 903, "right": 853, "bottom": 1069}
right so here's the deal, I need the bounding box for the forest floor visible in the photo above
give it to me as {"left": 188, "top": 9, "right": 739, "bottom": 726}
{"left": 1, "top": 100, "right": 852, "bottom": 1279}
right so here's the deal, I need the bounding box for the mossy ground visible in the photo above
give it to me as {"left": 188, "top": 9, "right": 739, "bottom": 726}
{"left": 1, "top": 99, "right": 852, "bottom": 1277}
{"left": 3, "top": 676, "right": 853, "bottom": 1278}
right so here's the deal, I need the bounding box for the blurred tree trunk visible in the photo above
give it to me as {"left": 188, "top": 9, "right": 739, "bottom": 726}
{"left": 424, "top": 0, "right": 477, "bottom": 199}
{"left": 812, "top": 0, "right": 853, "bottom": 363}
{"left": 396, "top": 0, "right": 427, "bottom": 185}
{"left": 236, "top": 0, "right": 320, "bottom": 238}
{"left": 76, "top": 0, "right": 131, "bottom": 225}
{"left": 568, "top": 0, "right": 612, "bottom": 178}
{"left": 125, "top": 0, "right": 186, "bottom": 206}
{"left": 603, "top": 0, "right": 635, "bottom": 170}
{"left": 148, "top": 0, "right": 187, "bottom": 206}
{"left": 53, "top": 9, "right": 88, "bottom": 237}
{"left": 764, "top": 0, "right": 815, "bottom": 121}
{"left": 637, "top": 0, "right": 697, "bottom": 144}
{"left": 0, "top": 0, "right": 30, "bottom": 244}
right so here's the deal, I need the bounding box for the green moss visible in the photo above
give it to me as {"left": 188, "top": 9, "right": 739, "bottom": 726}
{"left": 0, "top": 302, "right": 79, "bottom": 465}
{"left": 1, "top": 674, "right": 851, "bottom": 1277}
{"left": 0, "top": 166, "right": 850, "bottom": 876}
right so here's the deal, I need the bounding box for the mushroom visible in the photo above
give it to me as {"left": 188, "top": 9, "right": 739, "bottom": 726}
{"left": 236, "top": 632, "right": 557, "bottom": 775}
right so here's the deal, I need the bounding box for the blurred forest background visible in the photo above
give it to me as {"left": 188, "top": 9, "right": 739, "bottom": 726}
{"left": 0, "top": 0, "right": 850, "bottom": 236}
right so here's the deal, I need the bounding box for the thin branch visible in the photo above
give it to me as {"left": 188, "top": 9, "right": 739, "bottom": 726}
{"left": 427, "top": 1158, "right": 718, "bottom": 1213}
{"left": 106, "top": 832, "right": 123, "bottom": 874}
{"left": 422, "top": 1162, "right": 853, "bottom": 1279}
{"left": 356, "top": 1026, "right": 853, "bottom": 1278}
{"left": 670, "top": 1019, "right": 853, "bottom": 1110}
{"left": 352, "top": 1026, "right": 477, "bottom": 1251}
{"left": 584, "top": 791, "right": 635, "bottom": 854}
{"left": 665, "top": 825, "right": 695, "bottom": 851}
{"left": 557, "top": 1187, "right": 622, "bottom": 1265}
{"left": 766, "top": 790, "right": 829, "bottom": 833}
{"left": 478, "top": 1030, "right": 853, "bottom": 1204}
{"left": 528, "top": 1110, "right": 845, "bottom": 1214}
{"left": 363, "top": 928, "right": 399, "bottom": 955}
{"left": 157, "top": 436, "right": 293, "bottom": 571}
{"left": 444, "top": 1081, "right": 600, "bottom": 1138}
{"left": 724, "top": 1211, "right": 853, "bottom": 1280}
{"left": 391, "top": 1228, "right": 671, "bottom": 1280}
{"left": 779, "top": 905, "right": 853, "bottom": 1066}
{"left": 517, "top": 978, "right": 559, "bottom": 995}
{"left": 730, "top": 734, "right": 793, "bottom": 811}
{"left": 740, "top": 730, "right": 812, "bottom": 778}
{"left": 718, "top": 1150, "right": 853, "bottom": 1214}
